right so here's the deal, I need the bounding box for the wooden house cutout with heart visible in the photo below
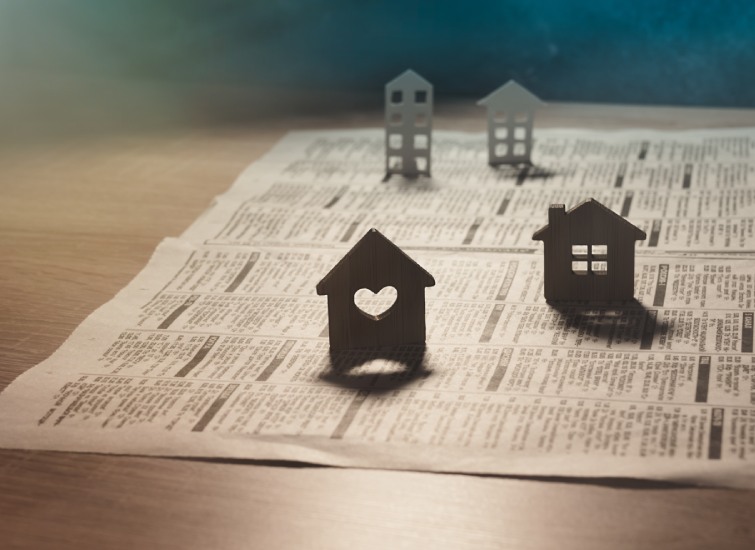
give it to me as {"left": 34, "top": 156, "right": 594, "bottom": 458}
{"left": 316, "top": 228, "right": 435, "bottom": 351}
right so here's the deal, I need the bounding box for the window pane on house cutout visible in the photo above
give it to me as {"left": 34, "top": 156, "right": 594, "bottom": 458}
{"left": 388, "top": 134, "right": 403, "bottom": 149}
{"left": 391, "top": 90, "right": 403, "bottom": 104}
{"left": 389, "top": 113, "right": 402, "bottom": 126}
{"left": 494, "top": 127, "right": 508, "bottom": 139}
{"left": 513, "top": 142, "right": 526, "bottom": 156}
{"left": 514, "top": 126, "right": 527, "bottom": 140}
{"left": 415, "top": 156, "right": 428, "bottom": 172}
{"left": 495, "top": 143, "right": 508, "bottom": 157}
{"left": 388, "top": 156, "right": 402, "bottom": 169}
{"left": 493, "top": 110, "right": 507, "bottom": 123}
{"left": 415, "top": 90, "right": 428, "bottom": 104}
{"left": 413, "top": 134, "right": 428, "bottom": 149}
{"left": 515, "top": 112, "right": 529, "bottom": 123}
{"left": 592, "top": 261, "right": 608, "bottom": 274}
{"left": 572, "top": 261, "right": 588, "bottom": 274}
{"left": 415, "top": 113, "right": 428, "bottom": 127}
{"left": 592, "top": 244, "right": 608, "bottom": 258}
{"left": 571, "top": 245, "right": 588, "bottom": 258}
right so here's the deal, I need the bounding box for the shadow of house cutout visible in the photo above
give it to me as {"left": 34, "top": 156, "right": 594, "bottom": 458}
{"left": 316, "top": 228, "right": 435, "bottom": 351}
{"left": 491, "top": 163, "right": 559, "bottom": 185}
{"left": 533, "top": 199, "right": 646, "bottom": 303}
{"left": 548, "top": 299, "right": 667, "bottom": 349}
{"left": 478, "top": 80, "right": 544, "bottom": 167}
{"left": 321, "top": 344, "right": 432, "bottom": 394}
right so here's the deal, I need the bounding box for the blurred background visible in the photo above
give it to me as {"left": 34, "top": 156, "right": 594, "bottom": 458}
{"left": 2, "top": 1, "right": 755, "bottom": 139}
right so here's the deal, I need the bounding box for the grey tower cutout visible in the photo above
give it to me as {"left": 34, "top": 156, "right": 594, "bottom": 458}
{"left": 478, "top": 80, "right": 544, "bottom": 166}
{"left": 385, "top": 69, "right": 433, "bottom": 178}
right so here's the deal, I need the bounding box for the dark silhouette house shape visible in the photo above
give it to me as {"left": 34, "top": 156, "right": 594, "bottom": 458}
{"left": 316, "top": 228, "right": 435, "bottom": 351}
{"left": 532, "top": 199, "right": 646, "bottom": 302}
{"left": 477, "top": 80, "right": 544, "bottom": 166}
{"left": 385, "top": 69, "right": 433, "bottom": 178}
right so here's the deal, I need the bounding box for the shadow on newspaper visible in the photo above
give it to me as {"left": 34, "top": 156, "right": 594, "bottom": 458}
{"left": 548, "top": 299, "right": 667, "bottom": 348}
{"left": 491, "top": 163, "right": 559, "bottom": 185}
{"left": 321, "top": 344, "right": 432, "bottom": 393}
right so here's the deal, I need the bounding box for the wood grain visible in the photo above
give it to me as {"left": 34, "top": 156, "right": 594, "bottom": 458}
{"left": 2, "top": 96, "right": 755, "bottom": 549}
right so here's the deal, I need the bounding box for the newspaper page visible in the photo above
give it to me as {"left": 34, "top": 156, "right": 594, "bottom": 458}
{"left": 3, "top": 128, "right": 755, "bottom": 488}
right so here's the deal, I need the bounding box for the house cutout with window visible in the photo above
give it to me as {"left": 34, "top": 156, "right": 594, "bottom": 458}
{"left": 532, "top": 199, "right": 646, "bottom": 302}
{"left": 477, "top": 80, "right": 543, "bottom": 166}
{"left": 385, "top": 69, "right": 433, "bottom": 178}
{"left": 316, "top": 228, "right": 435, "bottom": 351}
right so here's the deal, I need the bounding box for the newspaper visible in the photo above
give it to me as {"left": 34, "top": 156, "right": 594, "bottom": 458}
{"left": 3, "top": 127, "right": 755, "bottom": 488}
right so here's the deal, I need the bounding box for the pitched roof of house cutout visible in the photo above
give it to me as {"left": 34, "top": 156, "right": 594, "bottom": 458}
{"left": 532, "top": 198, "right": 647, "bottom": 241}
{"left": 316, "top": 228, "right": 436, "bottom": 295}
{"left": 386, "top": 69, "right": 432, "bottom": 90}
{"left": 477, "top": 80, "right": 544, "bottom": 109}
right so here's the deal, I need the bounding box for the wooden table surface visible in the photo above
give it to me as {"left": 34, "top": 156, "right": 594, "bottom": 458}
{"left": 3, "top": 100, "right": 755, "bottom": 549}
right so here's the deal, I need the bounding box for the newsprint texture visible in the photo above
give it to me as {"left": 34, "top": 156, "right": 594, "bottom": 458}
{"left": 3, "top": 128, "right": 755, "bottom": 487}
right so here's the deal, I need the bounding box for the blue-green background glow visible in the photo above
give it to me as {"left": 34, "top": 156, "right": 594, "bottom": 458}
{"left": 3, "top": 1, "right": 755, "bottom": 106}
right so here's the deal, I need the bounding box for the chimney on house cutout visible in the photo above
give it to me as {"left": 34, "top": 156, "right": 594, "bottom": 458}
{"left": 548, "top": 204, "right": 566, "bottom": 228}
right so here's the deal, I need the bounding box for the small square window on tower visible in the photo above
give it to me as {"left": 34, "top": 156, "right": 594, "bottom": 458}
{"left": 391, "top": 90, "right": 403, "bottom": 104}
{"left": 415, "top": 90, "right": 427, "bottom": 104}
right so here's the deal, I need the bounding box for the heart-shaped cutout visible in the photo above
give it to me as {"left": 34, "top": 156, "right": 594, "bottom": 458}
{"left": 354, "top": 286, "right": 397, "bottom": 320}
